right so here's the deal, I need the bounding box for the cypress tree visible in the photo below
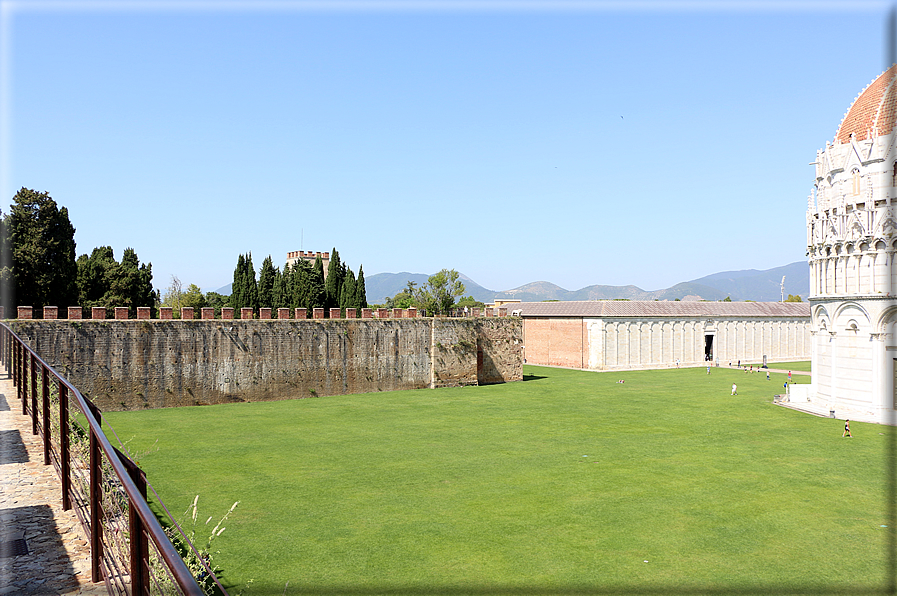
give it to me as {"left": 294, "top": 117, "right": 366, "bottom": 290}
{"left": 244, "top": 252, "right": 259, "bottom": 312}
{"left": 230, "top": 254, "right": 246, "bottom": 309}
{"left": 339, "top": 267, "right": 356, "bottom": 315}
{"left": 355, "top": 265, "right": 368, "bottom": 309}
{"left": 324, "top": 248, "right": 342, "bottom": 310}
{"left": 311, "top": 254, "right": 326, "bottom": 309}
{"left": 258, "top": 255, "right": 277, "bottom": 309}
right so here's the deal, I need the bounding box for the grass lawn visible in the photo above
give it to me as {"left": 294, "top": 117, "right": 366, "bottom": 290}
{"left": 103, "top": 364, "right": 892, "bottom": 596}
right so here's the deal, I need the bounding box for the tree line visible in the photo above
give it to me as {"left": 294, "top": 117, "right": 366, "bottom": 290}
{"left": 228, "top": 248, "right": 367, "bottom": 316}
{"left": 0, "top": 188, "right": 156, "bottom": 315}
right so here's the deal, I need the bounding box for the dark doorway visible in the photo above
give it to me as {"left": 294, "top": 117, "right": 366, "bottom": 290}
{"left": 704, "top": 334, "right": 714, "bottom": 361}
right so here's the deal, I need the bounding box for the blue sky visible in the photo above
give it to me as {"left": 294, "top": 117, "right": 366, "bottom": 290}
{"left": 1, "top": 1, "right": 893, "bottom": 295}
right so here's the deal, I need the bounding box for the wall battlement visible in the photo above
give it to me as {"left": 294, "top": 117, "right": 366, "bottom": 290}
{"left": 9, "top": 318, "right": 522, "bottom": 412}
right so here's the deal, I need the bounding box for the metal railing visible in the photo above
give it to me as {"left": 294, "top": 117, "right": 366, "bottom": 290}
{"left": 1, "top": 322, "right": 208, "bottom": 596}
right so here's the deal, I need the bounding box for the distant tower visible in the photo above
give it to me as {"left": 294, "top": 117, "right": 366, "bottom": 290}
{"left": 285, "top": 251, "right": 331, "bottom": 279}
{"left": 805, "top": 64, "right": 897, "bottom": 424}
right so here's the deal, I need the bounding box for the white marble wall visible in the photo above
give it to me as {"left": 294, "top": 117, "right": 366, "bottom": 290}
{"left": 586, "top": 317, "right": 810, "bottom": 371}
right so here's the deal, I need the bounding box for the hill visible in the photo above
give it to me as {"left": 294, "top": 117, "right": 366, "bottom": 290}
{"left": 364, "top": 261, "right": 809, "bottom": 304}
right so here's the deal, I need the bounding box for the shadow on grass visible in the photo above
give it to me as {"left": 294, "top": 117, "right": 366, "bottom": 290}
{"left": 522, "top": 374, "right": 547, "bottom": 382}
{"left": 225, "top": 582, "right": 892, "bottom": 595}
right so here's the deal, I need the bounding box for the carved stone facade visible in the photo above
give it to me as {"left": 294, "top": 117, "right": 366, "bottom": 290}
{"left": 801, "top": 64, "right": 897, "bottom": 424}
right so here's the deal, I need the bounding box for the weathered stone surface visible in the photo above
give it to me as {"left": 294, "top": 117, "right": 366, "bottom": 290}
{"left": 9, "top": 319, "right": 522, "bottom": 411}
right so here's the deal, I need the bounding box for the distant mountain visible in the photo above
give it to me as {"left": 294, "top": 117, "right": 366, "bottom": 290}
{"left": 364, "top": 261, "right": 809, "bottom": 304}
{"left": 687, "top": 261, "right": 809, "bottom": 302}
{"left": 211, "top": 261, "right": 810, "bottom": 304}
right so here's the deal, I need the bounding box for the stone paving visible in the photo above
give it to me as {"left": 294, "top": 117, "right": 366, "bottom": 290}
{"left": 0, "top": 373, "right": 108, "bottom": 596}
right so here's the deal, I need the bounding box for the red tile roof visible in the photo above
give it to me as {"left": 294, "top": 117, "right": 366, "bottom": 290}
{"left": 509, "top": 301, "right": 810, "bottom": 318}
{"left": 835, "top": 64, "right": 897, "bottom": 143}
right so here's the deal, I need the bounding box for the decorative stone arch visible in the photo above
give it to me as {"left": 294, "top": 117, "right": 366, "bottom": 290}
{"left": 874, "top": 305, "right": 897, "bottom": 334}
{"left": 831, "top": 301, "right": 872, "bottom": 328}
{"left": 812, "top": 304, "right": 831, "bottom": 331}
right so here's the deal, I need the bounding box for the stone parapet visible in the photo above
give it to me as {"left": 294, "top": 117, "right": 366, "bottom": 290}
{"left": 67, "top": 307, "right": 82, "bottom": 320}
{"left": 43, "top": 306, "right": 58, "bottom": 320}
{"left": 201, "top": 308, "right": 215, "bottom": 320}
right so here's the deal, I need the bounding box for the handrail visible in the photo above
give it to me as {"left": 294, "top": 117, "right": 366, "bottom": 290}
{"left": 1, "top": 322, "right": 206, "bottom": 596}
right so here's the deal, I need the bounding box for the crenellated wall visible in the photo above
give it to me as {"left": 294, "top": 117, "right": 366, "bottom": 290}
{"left": 8, "top": 318, "right": 522, "bottom": 411}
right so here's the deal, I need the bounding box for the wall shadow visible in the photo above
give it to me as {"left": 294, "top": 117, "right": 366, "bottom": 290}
{"left": 0, "top": 429, "right": 29, "bottom": 465}
{"left": 0, "top": 505, "right": 80, "bottom": 595}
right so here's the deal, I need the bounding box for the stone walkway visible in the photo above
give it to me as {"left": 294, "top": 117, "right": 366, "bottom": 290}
{"left": 0, "top": 373, "right": 108, "bottom": 596}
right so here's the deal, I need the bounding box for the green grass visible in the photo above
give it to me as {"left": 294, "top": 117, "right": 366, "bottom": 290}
{"left": 103, "top": 365, "right": 893, "bottom": 596}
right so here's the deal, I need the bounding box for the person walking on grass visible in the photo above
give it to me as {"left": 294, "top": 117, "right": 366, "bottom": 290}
{"left": 766, "top": 370, "right": 770, "bottom": 380}
{"left": 843, "top": 419, "right": 852, "bottom": 438}
{"left": 707, "top": 365, "right": 710, "bottom": 375}
{"left": 731, "top": 383, "right": 737, "bottom": 396}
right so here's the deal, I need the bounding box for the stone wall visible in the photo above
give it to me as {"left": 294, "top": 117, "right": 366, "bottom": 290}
{"left": 9, "top": 318, "right": 522, "bottom": 411}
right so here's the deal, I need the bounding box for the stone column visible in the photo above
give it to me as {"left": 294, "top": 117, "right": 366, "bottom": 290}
{"left": 871, "top": 332, "right": 892, "bottom": 422}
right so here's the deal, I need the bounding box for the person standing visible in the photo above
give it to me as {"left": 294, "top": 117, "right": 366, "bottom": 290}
{"left": 707, "top": 365, "right": 710, "bottom": 375}
{"left": 766, "top": 370, "right": 770, "bottom": 380}
{"left": 788, "top": 371, "right": 792, "bottom": 383}
{"left": 731, "top": 383, "right": 737, "bottom": 395}
{"left": 843, "top": 419, "right": 852, "bottom": 438}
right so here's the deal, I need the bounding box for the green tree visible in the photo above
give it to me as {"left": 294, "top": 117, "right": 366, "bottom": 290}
{"left": 325, "top": 248, "right": 343, "bottom": 311}
{"left": 258, "top": 255, "right": 278, "bottom": 309}
{"left": 181, "top": 284, "right": 207, "bottom": 310}
{"left": 455, "top": 296, "right": 484, "bottom": 309}
{"left": 205, "top": 291, "right": 229, "bottom": 314}
{"left": 415, "top": 269, "right": 465, "bottom": 316}
{"left": 161, "top": 275, "right": 184, "bottom": 311}
{"left": 785, "top": 294, "right": 803, "bottom": 303}
{"left": 102, "top": 248, "right": 156, "bottom": 316}
{"left": 77, "top": 246, "right": 116, "bottom": 306}
{"left": 355, "top": 265, "right": 368, "bottom": 309}
{"left": 339, "top": 267, "right": 356, "bottom": 315}
{"left": 230, "top": 252, "right": 259, "bottom": 312}
{"left": 6, "top": 188, "right": 78, "bottom": 310}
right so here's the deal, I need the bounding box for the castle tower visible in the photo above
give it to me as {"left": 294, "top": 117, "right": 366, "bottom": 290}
{"left": 805, "top": 64, "right": 897, "bottom": 424}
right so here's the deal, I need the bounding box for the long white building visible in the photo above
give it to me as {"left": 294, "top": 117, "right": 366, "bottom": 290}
{"left": 799, "top": 64, "right": 897, "bottom": 424}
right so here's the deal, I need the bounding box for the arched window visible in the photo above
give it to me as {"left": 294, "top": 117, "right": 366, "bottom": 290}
{"left": 852, "top": 168, "right": 861, "bottom": 195}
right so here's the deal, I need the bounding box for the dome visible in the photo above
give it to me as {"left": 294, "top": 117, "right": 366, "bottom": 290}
{"left": 834, "top": 64, "right": 897, "bottom": 143}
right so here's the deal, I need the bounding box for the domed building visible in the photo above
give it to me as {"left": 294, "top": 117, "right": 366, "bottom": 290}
{"left": 801, "top": 64, "right": 897, "bottom": 424}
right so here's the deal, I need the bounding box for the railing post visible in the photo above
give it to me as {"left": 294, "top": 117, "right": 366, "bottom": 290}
{"left": 59, "top": 384, "right": 71, "bottom": 510}
{"left": 119, "top": 450, "right": 150, "bottom": 595}
{"left": 21, "top": 349, "right": 28, "bottom": 416}
{"left": 31, "top": 356, "right": 38, "bottom": 435}
{"left": 42, "top": 364, "right": 50, "bottom": 466}
{"left": 89, "top": 425, "right": 103, "bottom": 583}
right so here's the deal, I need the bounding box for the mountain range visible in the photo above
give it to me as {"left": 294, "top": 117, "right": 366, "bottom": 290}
{"left": 363, "top": 261, "right": 810, "bottom": 305}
